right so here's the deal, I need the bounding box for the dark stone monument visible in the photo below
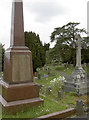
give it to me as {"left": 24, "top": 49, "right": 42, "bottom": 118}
{"left": 0, "top": 0, "right": 43, "bottom": 113}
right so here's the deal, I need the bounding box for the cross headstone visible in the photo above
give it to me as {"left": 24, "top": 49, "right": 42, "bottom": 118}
{"left": 62, "top": 34, "right": 88, "bottom": 95}
{"left": 75, "top": 35, "right": 82, "bottom": 67}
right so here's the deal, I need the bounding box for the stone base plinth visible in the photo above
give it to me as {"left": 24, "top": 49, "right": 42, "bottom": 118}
{"left": 0, "top": 95, "right": 43, "bottom": 114}
{"left": 62, "top": 66, "right": 88, "bottom": 95}
{"left": 62, "top": 82, "right": 88, "bottom": 95}
{"left": 0, "top": 80, "right": 44, "bottom": 113}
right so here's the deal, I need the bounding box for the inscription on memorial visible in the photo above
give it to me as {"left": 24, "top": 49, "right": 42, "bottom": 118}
{"left": 12, "top": 55, "right": 31, "bottom": 82}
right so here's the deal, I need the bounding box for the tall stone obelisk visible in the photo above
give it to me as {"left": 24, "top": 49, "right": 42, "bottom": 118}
{"left": 0, "top": 0, "right": 43, "bottom": 113}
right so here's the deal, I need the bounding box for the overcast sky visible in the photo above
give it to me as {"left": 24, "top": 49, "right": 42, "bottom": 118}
{"left": 0, "top": 0, "right": 88, "bottom": 49}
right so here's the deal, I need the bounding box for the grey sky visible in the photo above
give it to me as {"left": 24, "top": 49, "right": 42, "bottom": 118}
{"left": 25, "top": 1, "right": 68, "bottom": 23}
{"left": 0, "top": 0, "right": 88, "bottom": 49}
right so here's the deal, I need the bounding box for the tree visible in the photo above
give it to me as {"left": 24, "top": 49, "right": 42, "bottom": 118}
{"left": 50, "top": 22, "right": 86, "bottom": 64}
{"left": 0, "top": 43, "right": 5, "bottom": 72}
{"left": 25, "top": 31, "right": 46, "bottom": 72}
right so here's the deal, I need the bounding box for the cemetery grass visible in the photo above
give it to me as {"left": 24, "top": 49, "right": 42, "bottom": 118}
{"left": 3, "top": 64, "right": 89, "bottom": 118}
{"left": 3, "top": 95, "right": 73, "bottom": 118}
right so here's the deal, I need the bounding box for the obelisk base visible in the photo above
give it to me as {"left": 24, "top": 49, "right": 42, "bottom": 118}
{"left": 0, "top": 80, "right": 44, "bottom": 114}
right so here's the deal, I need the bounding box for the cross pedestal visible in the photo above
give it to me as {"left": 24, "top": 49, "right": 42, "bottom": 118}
{"left": 62, "top": 35, "right": 88, "bottom": 95}
{"left": 0, "top": 0, "right": 43, "bottom": 114}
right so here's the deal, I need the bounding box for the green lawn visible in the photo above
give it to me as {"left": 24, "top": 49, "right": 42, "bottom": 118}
{"left": 3, "top": 94, "right": 73, "bottom": 118}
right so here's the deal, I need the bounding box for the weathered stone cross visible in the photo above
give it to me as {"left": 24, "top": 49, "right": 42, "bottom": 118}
{"left": 75, "top": 34, "right": 82, "bottom": 68}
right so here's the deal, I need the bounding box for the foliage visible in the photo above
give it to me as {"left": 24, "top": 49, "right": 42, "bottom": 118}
{"left": 0, "top": 43, "right": 5, "bottom": 72}
{"left": 50, "top": 22, "right": 87, "bottom": 64}
{"left": 81, "top": 37, "right": 89, "bottom": 63}
{"left": 25, "top": 31, "right": 49, "bottom": 72}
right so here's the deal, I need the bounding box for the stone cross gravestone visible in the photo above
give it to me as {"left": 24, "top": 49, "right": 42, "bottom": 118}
{"left": 0, "top": 0, "right": 43, "bottom": 113}
{"left": 62, "top": 34, "right": 88, "bottom": 95}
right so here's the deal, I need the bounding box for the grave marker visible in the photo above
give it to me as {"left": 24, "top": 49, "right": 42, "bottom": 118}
{"left": 0, "top": 0, "right": 43, "bottom": 113}
{"left": 62, "top": 35, "right": 88, "bottom": 95}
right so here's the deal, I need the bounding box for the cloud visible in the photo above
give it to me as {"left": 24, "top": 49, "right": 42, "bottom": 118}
{"left": 25, "top": 1, "right": 68, "bottom": 23}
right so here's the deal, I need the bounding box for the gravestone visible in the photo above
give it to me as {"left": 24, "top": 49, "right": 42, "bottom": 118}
{"left": 62, "top": 35, "right": 88, "bottom": 95}
{"left": 44, "top": 74, "right": 48, "bottom": 78}
{"left": 62, "top": 64, "right": 64, "bottom": 68}
{"left": 76, "top": 100, "right": 84, "bottom": 116}
{"left": 39, "top": 84, "right": 43, "bottom": 90}
{"left": 0, "top": 0, "right": 43, "bottom": 113}
{"left": 46, "top": 86, "right": 51, "bottom": 94}
{"left": 48, "top": 68, "right": 52, "bottom": 76}
{"left": 70, "top": 64, "right": 73, "bottom": 69}
{"left": 88, "top": 63, "right": 89, "bottom": 66}
{"left": 58, "top": 91, "right": 62, "bottom": 99}
{"left": 38, "top": 73, "right": 41, "bottom": 80}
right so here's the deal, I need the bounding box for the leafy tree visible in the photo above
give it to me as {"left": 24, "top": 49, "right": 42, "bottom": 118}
{"left": 25, "top": 31, "right": 47, "bottom": 72}
{"left": 50, "top": 22, "right": 86, "bottom": 64}
{"left": 0, "top": 43, "right": 5, "bottom": 72}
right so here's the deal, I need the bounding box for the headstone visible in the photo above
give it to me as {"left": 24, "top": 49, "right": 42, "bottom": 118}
{"left": 76, "top": 100, "right": 84, "bottom": 116}
{"left": 0, "top": 0, "right": 43, "bottom": 113}
{"left": 84, "top": 63, "right": 86, "bottom": 68}
{"left": 38, "top": 73, "right": 41, "bottom": 80}
{"left": 46, "top": 86, "right": 51, "bottom": 94}
{"left": 70, "top": 64, "right": 73, "bottom": 69}
{"left": 34, "top": 72, "right": 37, "bottom": 77}
{"left": 48, "top": 68, "right": 52, "bottom": 76}
{"left": 62, "top": 35, "right": 88, "bottom": 95}
{"left": 58, "top": 91, "right": 62, "bottom": 99}
{"left": 88, "top": 63, "right": 89, "bottom": 66}
{"left": 39, "top": 84, "right": 43, "bottom": 90}
{"left": 62, "top": 64, "right": 64, "bottom": 68}
{"left": 44, "top": 74, "right": 48, "bottom": 78}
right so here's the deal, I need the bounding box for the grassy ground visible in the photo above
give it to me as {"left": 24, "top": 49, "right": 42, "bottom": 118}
{"left": 2, "top": 64, "right": 89, "bottom": 118}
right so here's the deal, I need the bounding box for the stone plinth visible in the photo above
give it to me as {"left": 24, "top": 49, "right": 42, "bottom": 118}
{"left": 62, "top": 67, "right": 88, "bottom": 95}
{"left": 4, "top": 47, "right": 33, "bottom": 84}
{"left": 0, "top": 80, "right": 43, "bottom": 114}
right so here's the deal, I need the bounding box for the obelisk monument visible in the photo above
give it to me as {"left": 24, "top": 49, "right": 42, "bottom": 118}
{"left": 0, "top": 0, "right": 43, "bottom": 113}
